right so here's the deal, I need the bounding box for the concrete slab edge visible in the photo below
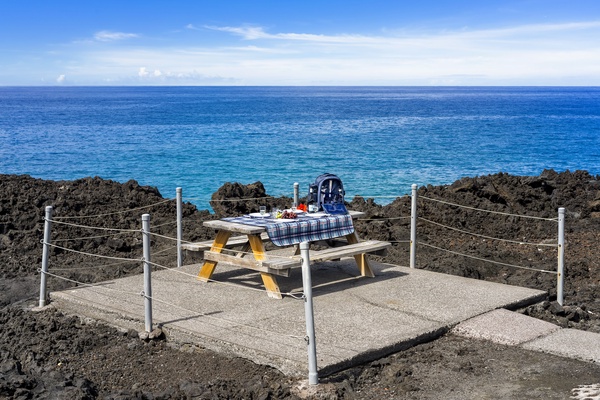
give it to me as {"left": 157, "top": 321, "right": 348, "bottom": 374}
{"left": 502, "top": 291, "right": 548, "bottom": 311}
{"left": 452, "top": 308, "right": 561, "bottom": 346}
{"left": 318, "top": 326, "right": 450, "bottom": 377}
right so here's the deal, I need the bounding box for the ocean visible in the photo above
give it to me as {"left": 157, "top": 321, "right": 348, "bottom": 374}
{"left": 1, "top": 86, "right": 599, "bottom": 211}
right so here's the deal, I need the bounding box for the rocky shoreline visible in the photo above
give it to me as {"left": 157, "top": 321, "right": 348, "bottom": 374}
{"left": 1, "top": 170, "right": 599, "bottom": 399}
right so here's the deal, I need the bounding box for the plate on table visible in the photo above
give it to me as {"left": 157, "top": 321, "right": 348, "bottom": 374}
{"left": 274, "top": 218, "right": 296, "bottom": 222}
{"left": 249, "top": 212, "right": 270, "bottom": 218}
{"left": 307, "top": 212, "right": 327, "bottom": 217}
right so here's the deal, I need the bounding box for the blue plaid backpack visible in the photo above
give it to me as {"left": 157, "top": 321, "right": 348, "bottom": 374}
{"left": 308, "top": 173, "right": 348, "bottom": 215}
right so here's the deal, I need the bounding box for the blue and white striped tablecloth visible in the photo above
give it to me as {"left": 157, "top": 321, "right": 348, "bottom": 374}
{"left": 222, "top": 214, "right": 355, "bottom": 247}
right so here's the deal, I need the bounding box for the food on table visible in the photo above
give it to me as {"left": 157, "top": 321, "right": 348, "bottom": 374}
{"left": 280, "top": 210, "right": 297, "bottom": 219}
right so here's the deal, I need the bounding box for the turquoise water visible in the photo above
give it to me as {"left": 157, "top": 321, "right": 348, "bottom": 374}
{"left": 1, "top": 86, "right": 599, "bottom": 210}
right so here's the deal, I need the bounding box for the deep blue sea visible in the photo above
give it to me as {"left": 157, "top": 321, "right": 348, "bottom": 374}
{"left": 1, "top": 86, "right": 599, "bottom": 211}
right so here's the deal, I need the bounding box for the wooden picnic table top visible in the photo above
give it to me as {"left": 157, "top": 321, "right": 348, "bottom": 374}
{"left": 203, "top": 210, "right": 366, "bottom": 235}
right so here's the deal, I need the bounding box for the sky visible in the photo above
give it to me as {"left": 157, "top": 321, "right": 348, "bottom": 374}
{"left": 1, "top": 0, "right": 599, "bottom": 86}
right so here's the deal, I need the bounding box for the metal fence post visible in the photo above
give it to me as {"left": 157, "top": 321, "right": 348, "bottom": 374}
{"left": 142, "top": 213, "right": 153, "bottom": 332}
{"left": 557, "top": 207, "right": 565, "bottom": 305}
{"left": 410, "top": 184, "right": 417, "bottom": 268}
{"left": 176, "top": 187, "right": 183, "bottom": 268}
{"left": 294, "top": 182, "right": 299, "bottom": 207}
{"left": 39, "top": 206, "right": 53, "bottom": 307}
{"left": 300, "top": 241, "right": 318, "bottom": 385}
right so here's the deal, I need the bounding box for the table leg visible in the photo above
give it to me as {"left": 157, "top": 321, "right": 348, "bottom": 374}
{"left": 260, "top": 273, "right": 282, "bottom": 299}
{"left": 248, "top": 234, "right": 282, "bottom": 299}
{"left": 198, "top": 230, "right": 232, "bottom": 282}
{"left": 346, "top": 231, "right": 375, "bottom": 277}
{"left": 236, "top": 241, "right": 251, "bottom": 258}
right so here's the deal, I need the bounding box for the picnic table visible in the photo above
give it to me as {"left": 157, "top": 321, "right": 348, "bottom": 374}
{"left": 184, "top": 210, "right": 391, "bottom": 299}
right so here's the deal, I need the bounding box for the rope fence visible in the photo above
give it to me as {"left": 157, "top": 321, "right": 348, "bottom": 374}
{"left": 35, "top": 183, "right": 567, "bottom": 385}
{"left": 48, "top": 245, "right": 177, "bottom": 271}
{"left": 52, "top": 199, "right": 173, "bottom": 219}
{"left": 186, "top": 192, "right": 294, "bottom": 202}
{"left": 42, "top": 241, "right": 136, "bottom": 262}
{"left": 418, "top": 242, "right": 559, "bottom": 274}
{"left": 51, "top": 231, "right": 137, "bottom": 242}
{"left": 39, "top": 268, "right": 141, "bottom": 297}
{"left": 39, "top": 185, "right": 566, "bottom": 298}
{"left": 419, "top": 195, "right": 558, "bottom": 221}
{"left": 409, "top": 184, "right": 565, "bottom": 304}
{"left": 418, "top": 216, "right": 558, "bottom": 247}
{"left": 47, "top": 218, "right": 140, "bottom": 233}
{"left": 38, "top": 197, "right": 306, "bottom": 306}
{"left": 355, "top": 216, "right": 411, "bottom": 222}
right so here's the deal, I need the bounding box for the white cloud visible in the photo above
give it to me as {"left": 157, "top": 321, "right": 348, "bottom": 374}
{"left": 138, "top": 67, "right": 163, "bottom": 78}
{"left": 135, "top": 66, "right": 215, "bottom": 83}
{"left": 94, "top": 30, "right": 139, "bottom": 42}
{"left": 207, "top": 20, "right": 600, "bottom": 48}
{"left": 200, "top": 21, "right": 600, "bottom": 83}
{"left": 56, "top": 74, "right": 66, "bottom": 83}
{"left": 34, "top": 19, "right": 600, "bottom": 86}
{"left": 206, "top": 25, "right": 375, "bottom": 44}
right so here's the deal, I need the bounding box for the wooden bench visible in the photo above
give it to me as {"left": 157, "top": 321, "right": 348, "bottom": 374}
{"left": 182, "top": 232, "right": 270, "bottom": 252}
{"left": 203, "top": 239, "right": 391, "bottom": 276}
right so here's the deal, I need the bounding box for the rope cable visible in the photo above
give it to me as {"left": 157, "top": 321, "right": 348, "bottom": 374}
{"left": 419, "top": 195, "right": 557, "bottom": 221}
{"left": 48, "top": 245, "right": 175, "bottom": 271}
{"left": 52, "top": 199, "right": 173, "bottom": 219}
{"left": 207, "top": 195, "right": 293, "bottom": 203}
{"left": 418, "top": 217, "right": 558, "bottom": 247}
{"left": 47, "top": 218, "right": 140, "bottom": 233}
{"left": 52, "top": 231, "right": 137, "bottom": 242}
{"left": 42, "top": 241, "right": 137, "bottom": 262}
{"left": 355, "top": 216, "right": 410, "bottom": 222}
{"left": 418, "top": 241, "right": 558, "bottom": 274}
{"left": 351, "top": 195, "right": 403, "bottom": 199}
{"left": 49, "top": 259, "right": 138, "bottom": 271}
{"left": 150, "top": 220, "right": 178, "bottom": 229}
{"left": 146, "top": 231, "right": 195, "bottom": 244}
{"left": 39, "top": 269, "right": 141, "bottom": 296}
{"left": 153, "top": 245, "right": 177, "bottom": 255}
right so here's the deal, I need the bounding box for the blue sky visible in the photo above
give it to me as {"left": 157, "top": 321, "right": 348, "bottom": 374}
{"left": 2, "top": 0, "right": 599, "bottom": 86}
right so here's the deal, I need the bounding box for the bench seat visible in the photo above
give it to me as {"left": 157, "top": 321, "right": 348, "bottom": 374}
{"left": 202, "top": 239, "right": 391, "bottom": 273}
{"left": 182, "top": 232, "right": 270, "bottom": 252}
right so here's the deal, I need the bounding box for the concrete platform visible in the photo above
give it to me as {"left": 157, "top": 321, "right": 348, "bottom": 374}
{"left": 50, "top": 259, "right": 546, "bottom": 377}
